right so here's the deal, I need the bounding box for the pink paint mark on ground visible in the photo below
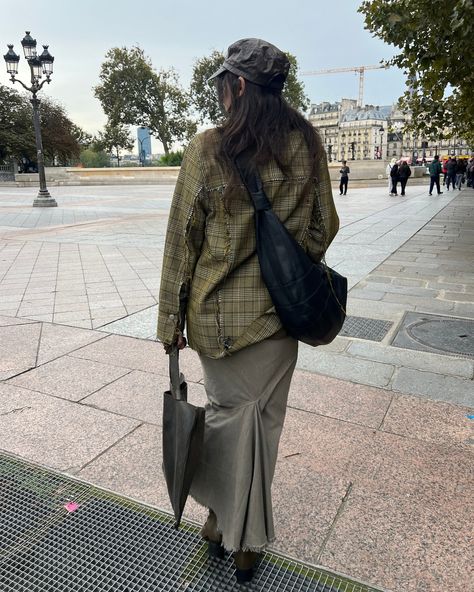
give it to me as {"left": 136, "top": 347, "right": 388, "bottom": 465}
{"left": 64, "top": 501, "right": 80, "bottom": 513}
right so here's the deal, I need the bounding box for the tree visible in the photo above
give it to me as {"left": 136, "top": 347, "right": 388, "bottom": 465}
{"left": 0, "top": 84, "right": 35, "bottom": 162}
{"left": 71, "top": 124, "right": 93, "bottom": 150}
{"left": 359, "top": 0, "right": 474, "bottom": 145}
{"left": 94, "top": 46, "right": 197, "bottom": 154}
{"left": 190, "top": 50, "right": 226, "bottom": 125}
{"left": 283, "top": 53, "right": 310, "bottom": 113}
{"left": 93, "top": 121, "right": 134, "bottom": 167}
{"left": 190, "top": 50, "right": 310, "bottom": 125}
{"left": 39, "top": 98, "right": 81, "bottom": 165}
{"left": 0, "top": 84, "right": 81, "bottom": 165}
{"left": 79, "top": 148, "right": 110, "bottom": 168}
{"left": 158, "top": 150, "right": 184, "bottom": 166}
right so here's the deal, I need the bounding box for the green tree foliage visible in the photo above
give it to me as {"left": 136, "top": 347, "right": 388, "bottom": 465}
{"left": 94, "top": 46, "right": 197, "bottom": 154}
{"left": 359, "top": 0, "right": 474, "bottom": 145}
{"left": 39, "top": 98, "right": 81, "bottom": 165}
{"left": 283, "top": 53, "right": 310, "bottom": 113}
{"left": 190, "top": 50, "right": 310, "bottom": 125}
{"left": 158, "top": 150, "right": 184, "bottom": 166}
{"left": 190, "top": 50, "right": 226, "bottom": 125}
{"left": 71, "top": 124, "right": 93, "bottom": 150}
{"left": 93, "top": 121, "right": 134, "bottom": 167}
{"left": 79, "top": 148, "right": 110, "bottom": 168}
{"left": 0, "top": 84, "right": 81, "bottom": 165}
{"left": 0, "top": 84, "right": 32, "bottom": 162}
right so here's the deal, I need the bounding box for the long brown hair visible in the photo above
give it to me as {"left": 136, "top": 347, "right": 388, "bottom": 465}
{"left": 215, "top": 71, "right": 323, "bottom": 185}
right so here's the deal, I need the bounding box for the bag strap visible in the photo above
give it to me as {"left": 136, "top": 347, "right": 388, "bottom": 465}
{"left": 234, "top": 153, "right": 271, "bottom": 211}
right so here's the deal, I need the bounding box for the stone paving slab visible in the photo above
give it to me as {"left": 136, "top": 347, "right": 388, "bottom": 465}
{"left": 391, "top": 366, "right": 473, "bottom": 407}
{"left": 82, "top": 369, "right": 207, "bottom": 425}
{"left": 287, "top": 370, "right": 392, "bottom": 428}
{"left": 347, "top": 340, "right": 473, "bottom": 379}
{"left": 0, "top": 322, "right": 42, "bottom": 380}
{"left": 35, "top": 322, "right": 107, "bottom": 365}
{"left": 319, "top": 481, "right": 472, "bottom": 592}
{"left": 0, "top": 382, "right": 141, "bottom": 472}
{"left": 8, "top": 355, "right": 131, "bottom": 402}
{"left": 297, "top": 346, "right": 395, "bottom": 388}
{"left": 381, "top": 394, "right": 473, "bottom": 449}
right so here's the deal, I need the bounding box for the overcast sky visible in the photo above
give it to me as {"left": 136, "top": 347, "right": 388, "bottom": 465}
{"left": 1, "top": 0, "right": 406, "bottom": 149}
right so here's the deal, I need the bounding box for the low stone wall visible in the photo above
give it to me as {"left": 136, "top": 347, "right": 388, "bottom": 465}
{"left": 328, "top": 161, "right": 427, "bottom": 181}
{"left": 14, "top": 166, "right": 181, "bottom": 186}
{"left": 9, "top": 162, "right": 428, "bottom": 187}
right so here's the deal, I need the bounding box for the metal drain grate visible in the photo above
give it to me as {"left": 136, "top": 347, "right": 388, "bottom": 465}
{"left": 340, "top": 316, "right": 393, "bottom": 342}
{"left": 0, "top": 453, "right": 381, "bottom": 592}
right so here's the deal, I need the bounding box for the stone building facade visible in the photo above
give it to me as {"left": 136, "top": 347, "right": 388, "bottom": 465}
{"left": 308, "top": 100, "right": 471, "bottom": 162}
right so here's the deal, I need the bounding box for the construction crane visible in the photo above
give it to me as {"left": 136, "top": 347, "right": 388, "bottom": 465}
{"left": 301, "top": 65, "right": 388, "bottom": 108}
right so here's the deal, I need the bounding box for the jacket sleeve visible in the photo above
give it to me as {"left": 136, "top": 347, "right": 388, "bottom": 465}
{"left": 305, "top": 154, "right": 340, "bottom": 263}
{"left": 156, "top": 137, "right": 206, "bottom": 345}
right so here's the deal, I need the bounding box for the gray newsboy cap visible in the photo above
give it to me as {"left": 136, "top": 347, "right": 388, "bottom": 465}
{"left": 209, "top": 38, "right": 290, "bottom": 91}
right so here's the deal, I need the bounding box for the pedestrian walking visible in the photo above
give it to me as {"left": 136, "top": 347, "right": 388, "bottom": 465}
{"left": 442, "top": 158, "right": 448, "bottom": 185}
{"left": 339, "top": 160, "right": 350, "bottom": 195}
{"left": 386, "top": 158, "right": 397, "bottom": 195}
{"left": 428, "top": 155, "right": 443, "bottom": 195}
{"left": 456, "top": 159, "right": 466, "bottom": 190}
{"left": 467, "top": 158, "right": 474, "bottom": 188}
{"left": 390, "top": 161, "right": 400, "bottom": 195}
{"left": 398, "top": 161, "right": 412, "bottom": 195}
{"left": 445, "top": 157, "right": 457, "bottom": 190}
{"left": 157, "top": 38, "right": 339, "bottom": 585}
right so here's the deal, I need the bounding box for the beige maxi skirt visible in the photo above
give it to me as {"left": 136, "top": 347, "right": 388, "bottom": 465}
{"left": 189, "top": 333, "right": 298, "bottom": 552}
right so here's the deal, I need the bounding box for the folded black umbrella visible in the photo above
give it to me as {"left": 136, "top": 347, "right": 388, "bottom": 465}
{"left": 162, "top": 346, "right": 205, "bottom": 528}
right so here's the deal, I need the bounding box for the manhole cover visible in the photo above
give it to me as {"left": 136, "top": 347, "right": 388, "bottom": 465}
{"left": 340, "top": 316, "right": 393, "bottom": 342}
{"left": 0, "top": 453, "right": 382, "bottom": 592}
{"left": 392, "top": 312, "right": 474, "bottom": 358}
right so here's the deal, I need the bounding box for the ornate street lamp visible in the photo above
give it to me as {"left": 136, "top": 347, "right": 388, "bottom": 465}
{"left": 378, "top": 125, "right": 384, "bottom": 160}
{"left": 4, "top": 32, "right": 57, "bottom": 207}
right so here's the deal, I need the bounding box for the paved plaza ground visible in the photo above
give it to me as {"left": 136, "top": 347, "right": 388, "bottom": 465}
{"left": 0, "top": 181, "right": 473, "bottom": 591}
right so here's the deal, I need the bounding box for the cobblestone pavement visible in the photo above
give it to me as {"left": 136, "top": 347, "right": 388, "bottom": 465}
{"left": 0, "top": 183, "right": 473, "bottom": 592}
{"left": 1, "top": 184, "right": 472, "bottom": 402}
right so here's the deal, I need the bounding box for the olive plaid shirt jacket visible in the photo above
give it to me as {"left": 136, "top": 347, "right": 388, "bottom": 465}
{"left": 157, "top": 128, "right": 339, "bottom": 359}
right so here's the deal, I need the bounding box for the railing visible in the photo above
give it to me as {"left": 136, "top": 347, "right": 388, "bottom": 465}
{"left": 0, "top": 163, "right": 15, "bottom": 182}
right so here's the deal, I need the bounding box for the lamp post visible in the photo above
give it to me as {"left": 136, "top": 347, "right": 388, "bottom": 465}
{"left": 4, "top": 32, "right": 57, "bottom": 207}
{"left": 350, "top": 141, "right": 356, "bottom": 161}
{"left": 412, "top": 133, "right": 418, "bottom": 166}
{"left": 378, "top": 125, "right": 384, "bottom": 160}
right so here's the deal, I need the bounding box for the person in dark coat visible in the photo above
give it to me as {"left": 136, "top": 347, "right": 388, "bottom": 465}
{"left": 398, "top": 161, "right": 412, "bottom": 196}
{"left": 428, "top": 155, "right": 443, "bottom": 195}
{"left": 390, "top": 162, "right": 400, "bottom": 195}
{"left": 446, "top": 157, "right": 457, "bottom": 190}
{"left": 339, "top": 161, "right": 350, "bottom": 195}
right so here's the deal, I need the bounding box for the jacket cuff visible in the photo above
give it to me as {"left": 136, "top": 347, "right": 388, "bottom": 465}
{"left": 156, "top": 309, "right": 180, "bottom": 344}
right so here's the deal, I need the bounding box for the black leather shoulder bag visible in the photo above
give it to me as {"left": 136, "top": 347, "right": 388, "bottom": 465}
{"left": 235, "top": 155, "right": 347, "bottom": 347}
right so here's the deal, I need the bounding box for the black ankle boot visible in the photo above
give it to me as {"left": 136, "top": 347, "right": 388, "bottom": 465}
{"left": 201, "top": 510, "right": 225, "bottom": 559}
{"left": 233, "top": 550, "right": 261, "bottom": 583}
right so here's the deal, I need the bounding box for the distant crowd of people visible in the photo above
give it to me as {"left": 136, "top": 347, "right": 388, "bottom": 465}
{"left": 441, "top": 157, "right": 472, "bottom": 191}
{"left": 384, "top": 156, "right": 474, "bottom": 197}
{"left": 338, "top": 156, "right": 473, "bottom": 198}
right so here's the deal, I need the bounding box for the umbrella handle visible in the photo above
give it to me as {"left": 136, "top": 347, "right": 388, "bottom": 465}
{"left": 169, "top": 346, "right": 185, "bottom": 400}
